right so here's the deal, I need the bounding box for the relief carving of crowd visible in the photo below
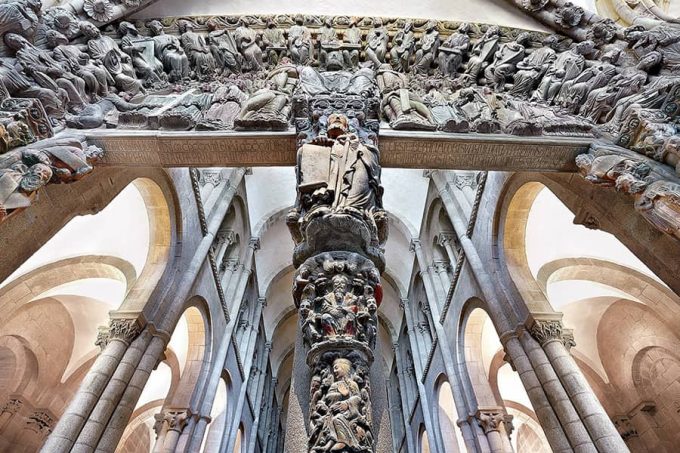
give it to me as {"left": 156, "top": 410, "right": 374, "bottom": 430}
{"left": 0, "top": 1, "right": 680, "bottom": 235}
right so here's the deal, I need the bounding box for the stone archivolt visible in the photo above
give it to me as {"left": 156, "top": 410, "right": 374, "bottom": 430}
{"left": 0, "top": 5, "right": 678, "bottom": 239}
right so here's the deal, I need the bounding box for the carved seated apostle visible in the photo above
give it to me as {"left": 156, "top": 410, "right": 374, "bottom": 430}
{"left": 483, "top": 32, "right": 530, "bottom": 91}
{"left": 454, "top": 87, "right": 500, "bottom": 133}
{"left": 389, "top": 21, "right": 415, "bottom": 73}
{"left": 118, "top": 21, "right": 167, "bottom": 86}
{"left": 365, "top": 18, "right": 388, "bottom": 68}
{"left": 234, "top": 81, "right": 291, "bottom": 130}
{"left": 206, "top": 19, "right": 242, "bottom": 75}
{"left": 414, "top": 20, "right": 440, "bottom": 74}
{"left": 508, "top": 35, "right": 560, "bottom": 98}
{"left": 465, "top": 26, "right": 501, "bottom": 80}
{"left": 438, "top": 23, "right": 471, "bottom": 78}
{"left": 234, "top": 19, "right": 264, "bottom": 72}
{"left": 178, "top": 20, "right": 217, "bottom": 81}
{"left": 288, "top": 15, "right": 312, "bottom": 65}
{"left": 147, "top": 20, "right": 190, "bottom": 82}
{"left": 262, "top": 19, "right": 286, "bottom": 68}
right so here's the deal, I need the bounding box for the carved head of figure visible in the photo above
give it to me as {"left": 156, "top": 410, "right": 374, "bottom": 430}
{"left": 326, "top": 113, "right": 350, "bottom": 139}
{"left": 372, "top": 17, "right": 383, "bottom": 28}
{"left": 299, "top": 299, "right": 311, "bottom": 318}
{"left": 206, "top": 18, "right": 219, "bottom": 31}
{"left": 323, "top": 17, "right": 333, "bottom": 28}
{"left": 294, "top": 15, "right": 304, "bottom": 25}
{"left": 458, "top": 22, "right": 471, "bottom": 34}
{"left": 601, "top": 48, "right": 621, "bottom": 64}
{"left": 118, "top": 21, "right": 138, "bottom": 37}
{"left": 45, "top": 29, "right": 69, "bottom": 49}
{"left": 574, "top": 40, "right": 595, "bottom": 56}
{"left": 27, "top": 0, "right": 42, "bottom": 14}
{"left": 484, "top": 25, "right": 500, "bottom": 39}
{"left": 331, "top": 274, "right": 350, "bottom": 296}
{"left": 266, "top": 18, "right": 276, "bottom": 29}
{"left": 20, "top": 163, "right": 52, "bottom": 192}
{"left": 425, "top": 20, "right": 437, "bottom": 32}
{"left": 623, "top": 25, "right": 646, "bottom": 44}
{"left": 403, "top": 21, "right": 413, "bottom": 33}
{"left": 516, "top": 32, "right": 531, "bottom": 46}
{"left": 4, "top": 33, "right": 28, "bottom": 51}
{"left": 147, "top": 20, "right": 164, "bottom": 36}
{"left": 542, "top": 34, "right": 561, "bottom": 50}
{"left": 638, "top": 51, "right": 662, "bottom": 72}
{"left": 178, "top": 19, "right": 194, "bottom": 34}
{"left": 332, "top": 358, "right": 352, "bottom": 380}
{"left": 80, "top": 21, "right": 101, "bottom": 39}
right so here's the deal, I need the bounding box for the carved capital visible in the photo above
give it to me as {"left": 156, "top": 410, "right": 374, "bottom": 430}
{"left": 264, "top": 341, "right": 273, "bottom": 353}
{"left": 258, "top": 297, "right": 267, "bottom": 308}
{"left": 613, "top": 415, "right": 638, "bottom": 440}
{"left": 437, "top": 232, "right": 455, "bottom": 247}
{"left": 529, "top": 319, "right": 564, "bottom": 346}
{"left": 199, "top": 169, "right": 228, "bottom": 187}
{"left": 108, "top": 317, "right": 144, "bottom": 345}
{"left": 562, "top": 328, "right": 576, "bottom": 351}
{"left": 475, "top": 408, "right": 507, "bottom": 434}
{"left": 26, "top": 410, "right": 54, "bottom": 435}
{"left": 409, "top": 239, "right": 421, "bottom": 253}
{"left": 1, "top": 397, "right": 23, "bottom": 415}
{"left": 165, "top": 409, "right": 190, "bottom": 432}
{"left": 95, "top": 325, "right": 110, "bottom": 351}
{"left": 249, "top": 237, "right": 261, "bottom": 251}
{"left": 453, "top": 173, "right": 477, "bottom": 190}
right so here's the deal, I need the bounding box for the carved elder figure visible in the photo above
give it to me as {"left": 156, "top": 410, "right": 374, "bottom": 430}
{"left": 483, "top": 32, "right": 530, "bottom": 90}
{"left": 5, "top": 33, "right": 86, "bottom": 111}
{"left": 438, "top": 22, "right": 471, "bottom": 77}
{"left": 205, "top": 19, "right": 242, "bottom": 75}
{"left": 147, "top": 20, "right": 190, "bottom": 82}
{"left": 288, "top": 15, "right": 312, "bottom": 64}
{"left": 508, "top": 34, "right": 560, "bottom": 97}
{"left": 390, "top": 21, "right": 415, "bottom": 73}
{"left": 0, "top": 0, "right": 41, "bottom": 44}
{"left": 262, "top": 19, "right": 286, "bottom": 67}
{"left": 47, "top": 30, "right": 110, "bottom": 99}
{"left": 533, "top": 40, "right": 594, "bottom": 103}
{"left": 118, "top": 21, "right": 167, "bottom": 85}
{"left": 0, "top": 59, "right": 64, "bottom": 119}
{"left": 377, "top": 64, "right": 435, "bottom": 130}
{"left": 365, "top": 18, "right": 388, "bottom": 68}
{"left": 465, "top": 25, "right": 501, "bottom": 80}
{"left": 343, "top": 17, "right": 362, "bottom": 68}
{"left": 556, "top": 48, "right": 619, "bottom": 113}
{"left": 234, "top": 19, "right": 264, "bottom": 72}
{"left": 80, "top": 21, "right": 143, "bottom": 96}
{"left": 178, "top": 20, "right": 216, "bottom": 80}
{"left": 414, "top": 20, "right": 440, "bottom": 74}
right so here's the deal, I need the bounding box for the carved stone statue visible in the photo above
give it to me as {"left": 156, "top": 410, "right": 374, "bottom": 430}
{"left": 454, "top": 87, "right": 500, "bottom": 133}
{"left": 483, "top": 32, "right": 530, "bottom": 90}
{"left": 318, "top": 17, "right": 345, "bottom": 70}
{"left": 579, "top": 52, "right": 660, "bottom": 123}
{"left": 508, "top": 34, "right": 559, "bottom": 97}
{"left": 556, "top": 48, "right": 619, "bottom": 114}
{"left": 0, "top": 136, "right": 102, "bottom": 220}
{"left": 0, "top": 0, "right": 41, "bottom": 46}
{"left": 80, "top": 21, "right": 143, "bottom": 96}
{"left": 288, "top": 15, "right": 312, "bottom": 64}
{"left": 533, "top": 40, "right": 594, "bottom": 103}
{"left": 438, "top": 23, "right": 471, "bottom": 77}
{"left": 414, "top": 20, "right": 440, "bottom": 74}
{"left": 205, "top": 19, "right": 242, "bottom": 75}
{"left": 0, "top": 59, "right": 64, "bottom": 120}
{"left": 235, "top": 75, "right": 291, "bottom": 130}
{"left": 465, "top": 25, "right": 501, "bottom": 80}
{"left": 147, "top": 20, "right": 190, "bottom": 82}
{"left": 635, "top": 180, "right": 680, "bottom": 240}
{"left": 423, "top": 82, "right": 469, "bottom": 132}
{"left": 262, "top": 19, "right": 286, "bottom": 68}
{"left": 309, "top": 357, "right": 373, "bottom": 453}
{"left": 342, "top": 17, "right": 362, "bottom": 69}
{"left": 365, "top": 18, "right": 388, "bottom": 68}
{"left": 378, "top": 65, "right": 435, "bottom": 130}
{"left": 234, "top": 19, "right": 264, "bottom": 72}
{"left": 118, "top": 21, "right": 167, "bottom": 86}
{"left": 46, "top": 30, "right": 110, "bottom": 99}
{"left": 389, "top": 21, "right": 415, "bottom": 73}
{"left": 4, "top": 33, "right": 86, "bottom": 111}
{"left": 178, "top": 19, "right": 216, "bottom": 81}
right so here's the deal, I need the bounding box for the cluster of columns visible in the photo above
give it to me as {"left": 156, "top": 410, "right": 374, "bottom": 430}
{"left": 41, "top": 168, "right": 265, "bottom": 452}
{"left": 423, "top": 169, "right": 629, "bottom": 453}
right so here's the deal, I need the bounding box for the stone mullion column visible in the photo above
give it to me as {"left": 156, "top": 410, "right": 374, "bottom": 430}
{"left": 392, "top": 343, "right": 417, "bottom": 453}
{"left": 221, "top": 295, "right": 265, "bottom": 453}
{"left": 160, "top": 410, "right": 189, "bottom": 453}
{"left": 401, "top": 297, "right": 445, "bottom": 452}
{"left": 42, "top": 318, "right": 143, "bottom": 452}
{"left": 246, "top": 346, "right": 271, "bottom": 453}
{"left": 533, "top": 320, "right": 629, "bottom": 453}
{"left": 431, "top": 170, "right": 577, "bottom": 453}
{"left": 475, "top": 409, "right": 513, "bottom": 453}
{"left": 259, "top": 377, "right": 276, "bottom": 453}
{"left": 410, "top": 239, "right": 480, "bottom": 452}
{"left": 185, "top": 248, "right": 254, "bottom": 453}
{"left": 94, "top": 332, "right": 168, "bottom": 452}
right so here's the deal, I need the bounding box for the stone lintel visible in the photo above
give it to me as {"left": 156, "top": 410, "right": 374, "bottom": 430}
{"left": 85, "top": 128, "right": 591, "bottom": 172}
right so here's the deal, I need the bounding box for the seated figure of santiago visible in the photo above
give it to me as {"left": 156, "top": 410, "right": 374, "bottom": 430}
{"left": 287, "top": 113, "right": 387, "bottom": 245}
